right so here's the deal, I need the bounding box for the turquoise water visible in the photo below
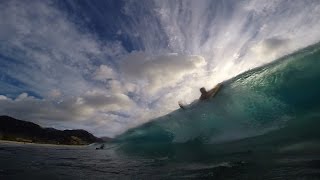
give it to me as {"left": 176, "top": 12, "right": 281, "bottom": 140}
{"left": 1, "top": 43, "right": 320, "bottom": 179}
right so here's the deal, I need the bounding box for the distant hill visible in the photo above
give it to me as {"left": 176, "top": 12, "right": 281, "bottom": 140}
{"left": 0, "top": 115, "right": 103, "bottom": 145}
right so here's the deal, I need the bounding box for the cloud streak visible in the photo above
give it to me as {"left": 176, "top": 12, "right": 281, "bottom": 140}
{"left": 1, "top": 0, "right": 320, "bottom": 136}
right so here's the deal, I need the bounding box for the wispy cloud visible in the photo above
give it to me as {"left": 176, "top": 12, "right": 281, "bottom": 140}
{"left": 1, "top": 0, "right": 320, "bottom": 136}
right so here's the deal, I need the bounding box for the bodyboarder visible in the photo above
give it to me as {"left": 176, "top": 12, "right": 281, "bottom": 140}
{"left": 199, "top": 83, "right": 222, "bottom": 101}
{"left": 179, "top": 83, "right": 223, "bottom": 109}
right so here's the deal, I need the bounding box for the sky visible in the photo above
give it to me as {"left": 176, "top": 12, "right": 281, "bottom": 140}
{"left": 1, "top": 0, "right": 320, "bottom": 137}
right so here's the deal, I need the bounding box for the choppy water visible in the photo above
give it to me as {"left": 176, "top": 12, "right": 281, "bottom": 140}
{"left": 1, "top": 141, "right": 320, "bottom": 180}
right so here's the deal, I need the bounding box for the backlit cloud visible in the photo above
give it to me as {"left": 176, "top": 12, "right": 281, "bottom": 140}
{"left": 120, "top": 52, "right": 206, "bottom": 93}
{"left": 251, "top": 38, "right": 291, "bottom": 61}
{"left": 1, "top": 0, "right": 320, "bottom": 136}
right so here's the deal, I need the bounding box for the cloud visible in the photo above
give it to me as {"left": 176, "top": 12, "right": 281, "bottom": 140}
{"left": 0, "top": 92, "right": 135, "bottom": 135}
{"left": 0, "top": 1, "right": 134, "bottom": 136}
{"left": 0, "top": 95, "right": 8, "bottom": 100}
{"left": 1, "top": 0, "right": 320, "bottom": 137}
{"left": 82, "top": 91, "right": 135, "bottom": 111}
{"left": 0, "top": 0, "right": 125, "bottom": 97}
{"left": 93, "top": 65, "right": 115, "bottom": 81}
{"left": 48, "top": 89, "right": 62, "bottom": 98}
{"left": 120, "top": 52, "right": 207, "bottom": 93}
{"left": 251, "top": 37, "right": 291, "bottom": 61}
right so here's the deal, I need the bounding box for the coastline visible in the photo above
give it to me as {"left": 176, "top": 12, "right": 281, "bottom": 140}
{"left": 0, "top": 116, "right": 103, "bottom": 146}
{"left": 0, "top": 139, "right": 90, "bottom": 147}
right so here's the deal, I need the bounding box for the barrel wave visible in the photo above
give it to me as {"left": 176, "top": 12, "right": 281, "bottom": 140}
{"left": 115, "top": 43, "right": 320, "bottom": 156}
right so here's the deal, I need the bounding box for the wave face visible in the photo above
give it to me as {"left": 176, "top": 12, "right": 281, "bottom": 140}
{"left": 115, "top": 43, "right": 320, "bottom": 148}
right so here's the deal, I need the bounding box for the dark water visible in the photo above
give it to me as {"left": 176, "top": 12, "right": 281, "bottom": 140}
{"left": 1, "top": 142, "right": 320, "bottom": 180}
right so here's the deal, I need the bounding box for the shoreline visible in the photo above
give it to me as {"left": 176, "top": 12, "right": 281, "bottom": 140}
{"left": 0, "top": 139, "right": 91, "bottom": 147}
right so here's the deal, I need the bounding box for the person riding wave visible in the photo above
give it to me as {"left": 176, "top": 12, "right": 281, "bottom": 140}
{"left": 199, "top": 83, "right": 222, "bottom": 101}
{"left": 179, "top": 83, "right": 222, "bottom": 109}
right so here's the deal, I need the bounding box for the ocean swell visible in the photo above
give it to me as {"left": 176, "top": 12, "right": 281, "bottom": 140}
{"left": 115, "top": 42, "right": 320, "bottom": 145}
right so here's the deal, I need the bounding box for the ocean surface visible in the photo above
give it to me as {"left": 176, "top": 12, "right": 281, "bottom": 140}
{"left": 1, "top": 141, "right": 320, "bottom": 180}
{"left": 1, "top": 42, "right": 320, "bottom": 179}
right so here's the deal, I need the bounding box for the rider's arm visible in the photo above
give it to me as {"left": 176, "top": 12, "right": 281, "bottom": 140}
{"left": 206, "top": 83, "right": 222, "bottom": 96}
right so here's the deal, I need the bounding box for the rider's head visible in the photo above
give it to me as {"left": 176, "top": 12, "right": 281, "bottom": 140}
{"left": 200, "top": 87, "right": 206, "bottom": 94}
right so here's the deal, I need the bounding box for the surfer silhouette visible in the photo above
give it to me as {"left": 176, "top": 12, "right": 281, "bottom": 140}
{"left": 179, "top": 83, "right": 222, "bottom": 109}
{"left": 199, "top": 83, "right": 222, "bottom": 101}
